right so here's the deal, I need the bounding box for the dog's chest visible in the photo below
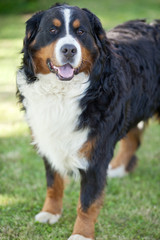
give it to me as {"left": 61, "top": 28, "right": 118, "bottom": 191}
{"left": 17, "top": 71, "right": 89, "bottom": 175}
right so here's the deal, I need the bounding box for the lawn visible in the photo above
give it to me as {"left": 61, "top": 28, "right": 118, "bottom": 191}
{"left": 0, "top": 0, "right": 160, "bottom": 239}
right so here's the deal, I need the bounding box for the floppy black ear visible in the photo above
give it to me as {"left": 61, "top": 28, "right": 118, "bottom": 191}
{"left": 23, "top": 11, "right": 44, "bottom": 48}
{"left": 22, "top": 11, "right": 44, "bottom": 82}
{"left": 82, "top": 8, "right": 108, "bottom": 54}
{"left": 79, "top": 9, "right": 127, "bottom": 133}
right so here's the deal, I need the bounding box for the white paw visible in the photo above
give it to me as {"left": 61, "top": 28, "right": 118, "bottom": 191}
{"left": 107, "top": 164, "right": 128, "bottom": 178}
{"left": 35, "top": 211, "right": 61, "bottom": 224}
{"left": 137, "top": 121, "right": 144, "bottom": 130}
{"left": 68, "top": 234, "right": 92, "bottom": 240}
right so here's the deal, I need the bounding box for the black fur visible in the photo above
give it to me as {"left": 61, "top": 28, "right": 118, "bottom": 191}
{"left": 17, "top": 3, "right": 160, "bottom": 221}
{"left": 21, "top": 10, "right": 44, "bottom": 83}
{"left": 78, "top": 16, "right": 160, "bottom": 209}
{"left": 16, "top": 11, "right": 44, "bottom": 108}
{"left": 43, "top": 157, "right": 55, "bottom": 188}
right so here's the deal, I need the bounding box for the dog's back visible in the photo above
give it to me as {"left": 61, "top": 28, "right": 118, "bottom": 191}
{"left": 107, "top": 20, "right": 160, "bottom": 126}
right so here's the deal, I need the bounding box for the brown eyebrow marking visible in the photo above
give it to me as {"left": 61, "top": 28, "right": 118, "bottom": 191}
{"left": 53, "top": 18, "right": 61, "bottom": 27}
{"left": 73, "top": 19, "right": 80, "bottom": 28}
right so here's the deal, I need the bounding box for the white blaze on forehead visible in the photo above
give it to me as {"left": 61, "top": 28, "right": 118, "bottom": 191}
{"left": 64, "top": 8, "right": 70, "bottom": 35}
{"left": 54, "top": 8, "right": 82, "bottom": 68}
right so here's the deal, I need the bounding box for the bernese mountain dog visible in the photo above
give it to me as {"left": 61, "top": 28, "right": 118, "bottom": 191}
{"left": 16, "top": 3, "right": 160, "bottom": 240}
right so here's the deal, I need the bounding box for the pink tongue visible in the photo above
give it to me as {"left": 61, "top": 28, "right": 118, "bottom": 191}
{"left": 58, "top": 64, "right": 74, "bottom": 79}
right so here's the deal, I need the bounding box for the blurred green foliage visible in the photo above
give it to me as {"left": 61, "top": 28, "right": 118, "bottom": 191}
{"left": 0, "top": 0, "right": 58, "bottom": 14}
{"left": 0, "top": 0, "right": 160, "bottom": 17}
{"left": 0, "top": 0, "right": 160, "bottom": 36}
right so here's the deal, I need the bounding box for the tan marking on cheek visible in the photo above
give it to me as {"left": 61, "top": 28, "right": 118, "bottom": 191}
{"left": 79, "top": 138, "right": 96, "bottom": 161}
{"left": 72, "top": 193, "right": 104, "bottom": 239}
{"left": 42, "top": 172, "right": 64, "bottom": 214}
{"left": 33, "top": 41, "right": 58, "bottom": 74}
{"left": 80, "top": 46, "right": 94, "bottom": 74}
{"left": 73, "top": 19, "right": 80, "bottom": 28}
{"left": 53, "top": 18, "right": 61, "bottom": 27}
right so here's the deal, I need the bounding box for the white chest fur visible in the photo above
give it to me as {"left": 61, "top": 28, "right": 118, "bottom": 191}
{"left": 17, "top": 70, "right": 90, "bottom": 175}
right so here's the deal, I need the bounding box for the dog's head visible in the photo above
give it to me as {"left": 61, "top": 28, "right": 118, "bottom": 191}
{"left": 22, "top": 3, "right": 108, "bottom": 81}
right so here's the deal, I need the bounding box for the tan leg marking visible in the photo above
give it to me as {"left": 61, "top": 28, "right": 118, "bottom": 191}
{"left": 42, "top": 172, "right": 64, "bottom": 214}
{"left": 110, "top": 124, "right": 146, "bottom": 171}
{"left": 72, "top": 194, "right": 104, "bottom": 239}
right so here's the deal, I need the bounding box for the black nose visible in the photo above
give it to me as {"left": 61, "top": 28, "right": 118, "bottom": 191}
{"left": 61, "top": 44, "right": 77, "bottom": 59}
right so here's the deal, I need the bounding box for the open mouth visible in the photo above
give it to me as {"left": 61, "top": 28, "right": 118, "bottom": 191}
{"left": 47, "top": 60, "right": 80, "bottom": 81}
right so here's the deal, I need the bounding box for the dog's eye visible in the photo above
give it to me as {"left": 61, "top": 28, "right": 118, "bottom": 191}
{"left": 77, "top": 29, "right": 84, "bottom": 35}
{"left": 50, "top": 28, "right": 58, "bottom": 34}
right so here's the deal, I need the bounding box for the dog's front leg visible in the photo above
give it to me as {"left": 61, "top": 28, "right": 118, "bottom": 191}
{"left": 35, "top": 157, "right": 64, "bottom": 224}
{"left": 68, "top": 167, "right": 106, "bottom": 240}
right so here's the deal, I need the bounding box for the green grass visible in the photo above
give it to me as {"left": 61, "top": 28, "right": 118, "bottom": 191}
{"left": 0, "top": 0, "right": 160, "bottom": 239}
